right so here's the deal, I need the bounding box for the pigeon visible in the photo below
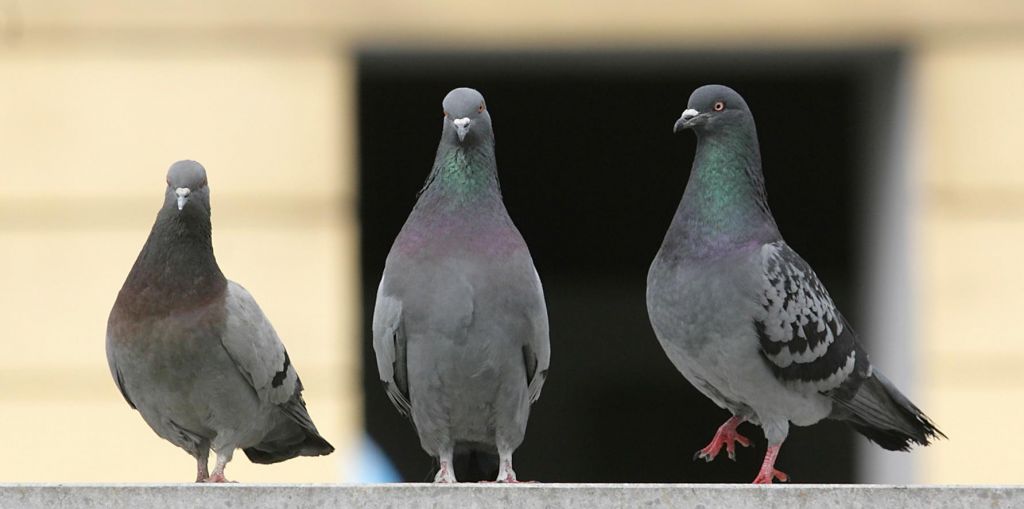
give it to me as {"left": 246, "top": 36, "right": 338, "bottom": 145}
{"left": 372, "top": 88, "right": 550, "bottom": 483}
{"left": 106, "top": 160, "right": 334, "bottom": 482}
{"left": 646, "top": 85, "right": 943, "bottom": 484}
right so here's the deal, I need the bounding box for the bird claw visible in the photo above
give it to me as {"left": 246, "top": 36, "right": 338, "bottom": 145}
{"left": 434, "top": 462, "right": 457, "bottom": 483}
{"left": 202, "top": 473, "right": 236, "bottom": 483}
{"left": 694, "top": 422, "right": 752, "bottom": 463}
{"left": 752, "top": 468, "right": 789, "bottom": 484}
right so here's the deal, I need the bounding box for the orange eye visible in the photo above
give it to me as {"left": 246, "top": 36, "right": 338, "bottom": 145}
{"left": 713, "top": 101, "right": 726, "bottom": 112}
{"left": 478, "top": 102, "right": 485, "bottom": 113}
{"left": 443, "top": 110, "right": 449, "bottom": 117}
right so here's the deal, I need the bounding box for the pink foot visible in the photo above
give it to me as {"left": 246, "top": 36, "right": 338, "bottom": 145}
{"left": 434, "top": 461, "right": 456, "bottom": 483}
{"left": 695, "top": 416, "right": 751, "bottom": 462}
{"left": 751, "top": 443, "right": 788, "bottom": 484}
{"left": 203, "top": 472, "right": 237, "bottom": 483}
{"left": 752, "top": 468, "right": 789, "bottom": 484}
{"left": 496, "top": 473, "right": 531, "bottom": 483}
{"left": 494, "top": 458, "right": 521, "bottom": 483}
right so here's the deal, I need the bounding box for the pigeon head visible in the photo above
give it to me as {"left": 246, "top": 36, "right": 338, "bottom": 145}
{"left": 674, "top": 84, "right": 754, "bottom": 136}
{"left": 441, "top": 87, "right": 492, "bottom": 145}
{"left": 165, "top": 160, "right": 210, "bottom": 214}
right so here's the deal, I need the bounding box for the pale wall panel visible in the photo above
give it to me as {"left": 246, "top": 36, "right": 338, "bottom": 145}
{"left": 915, "top": 36, "right": 1024, "bottom": 483}
{"left": 0, "top": 46, "right": 357, "bottom": 482}
{"left": 0, "top": 48, "right": 347, "bottom": 200}
{"left": 918, "top": 38, "right": 1024, "bottom": 193}
{"left": 10, "top": 1, "right": 1024, "bottom": 45}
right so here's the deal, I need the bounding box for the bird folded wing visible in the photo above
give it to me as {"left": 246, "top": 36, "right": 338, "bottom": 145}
{"left": 754, "top": 241, "right": 861, "bottom": 394}
{"left": 371, "top": 279, "right": 410, "bottom": 415}
{"left": 107, "top": 350, "right": 136, "bottom": 409}
{"left": 219, "top": 281, "right": 301, "bottom": 406}
{"left": 524, "top": 268, "right": 551, "bottom": 404}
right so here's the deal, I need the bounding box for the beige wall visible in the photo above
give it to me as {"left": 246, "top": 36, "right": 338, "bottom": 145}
{"left": 0, "top": 43, "right": 360, "bottom": 482}
{"left": 1, "top": 0, "right": 1022, "bottom": 483}
{"left": 915, "top": 37, "right": 1024, "bottom": 483}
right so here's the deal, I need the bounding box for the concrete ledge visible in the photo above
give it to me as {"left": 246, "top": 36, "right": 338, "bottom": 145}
{"left": 1, "top": 484, "right": 1021, "bottom": 509}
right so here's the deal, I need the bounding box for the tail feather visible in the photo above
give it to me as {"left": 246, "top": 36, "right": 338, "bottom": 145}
{"left": 244, "top": 396, "right": 335, "bottom": 464}
{"left": 243, "top": 429, "right": 334, "bottom": 464}
{"left": 832, "top": 371, "right": 945, "bottom": 451}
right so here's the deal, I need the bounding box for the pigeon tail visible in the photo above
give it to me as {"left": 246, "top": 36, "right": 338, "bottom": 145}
{"left": 243, "top": 397, "right": 335, "bottom": 464}
{"left": 832, "top": 371, "right": 945, "bottom": 451}
{"left": 242, "top": 425, "right": 334, "bottom": 464}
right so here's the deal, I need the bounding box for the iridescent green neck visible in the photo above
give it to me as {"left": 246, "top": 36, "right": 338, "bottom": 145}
{"left": 668, "top": 128, "right": 779, "bottom": 258}
{"left": 417, "top": 143, "right": 501, "bottom": 212}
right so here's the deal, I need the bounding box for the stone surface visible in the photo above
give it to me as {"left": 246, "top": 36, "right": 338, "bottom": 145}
{"left": 0, "top": 484, "right": 1021, "bottom": 509}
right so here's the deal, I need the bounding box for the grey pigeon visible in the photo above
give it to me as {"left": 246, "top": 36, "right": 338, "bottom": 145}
{"left": 647, "top": 85, "right": 943, "bottom": 483}
{"left": 106, "top": 160, "right": 334, "bottom": 482}
{"left": 372, "top": 88, "right": 550, "bottom": 483}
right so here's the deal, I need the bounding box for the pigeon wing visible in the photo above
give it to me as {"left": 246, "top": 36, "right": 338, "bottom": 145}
{"left": 523, "top": 267, "right": 551, "bottom": 403}
{"left": 755, "top": 241, "right": 868, "bottom": 395}
{"left": 371, "top": 275, "right": 411, "bottom": 415}
{"left": 106, "top": 345, "right": 136, "bottom": 409}
{"left": 219, "top": 281, "right": 303, "bottom": 406}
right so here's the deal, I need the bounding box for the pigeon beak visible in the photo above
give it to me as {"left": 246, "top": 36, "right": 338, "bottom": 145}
{"left": 674, "top": 109, "right": 701, "bottom": 133}
{"left": 175, "top": 187, "right": 191, "bottom": 211}
{"left": 453, "top": 117, "right": 471, "bottom": 142}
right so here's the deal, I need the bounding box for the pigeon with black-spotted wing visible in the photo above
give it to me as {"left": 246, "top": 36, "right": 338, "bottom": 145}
{"left": 106, "top": 160, "right": 333, "bottom": 482}
{"left": 646, "top": 85, "right": 943, "bottom": 483}
{"left": 372, "top": 88, "right": 550, "bottom": 483}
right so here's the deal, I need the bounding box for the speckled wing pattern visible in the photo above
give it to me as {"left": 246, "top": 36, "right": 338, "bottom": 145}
{"left": 755, "top": 241, "right": 868, "bottom": 395}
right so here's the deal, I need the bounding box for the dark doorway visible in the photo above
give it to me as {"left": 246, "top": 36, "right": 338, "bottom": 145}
{"left": 358, "top": 49, "right": 899, "bottom": 483}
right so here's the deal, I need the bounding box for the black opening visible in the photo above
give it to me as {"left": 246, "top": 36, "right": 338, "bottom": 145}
{"left": 358, "top": 50, "right": 898, "bottom": 482}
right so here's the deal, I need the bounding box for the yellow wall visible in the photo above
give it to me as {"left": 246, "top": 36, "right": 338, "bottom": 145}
{"left": 915, "top": 37, "right": 1024, "bottom": 483}
{"left": 0, "top": 44, "right": 360, "bottom": 482}
{"left": 1, "top": 0, "right": 1022, "bottom": 483}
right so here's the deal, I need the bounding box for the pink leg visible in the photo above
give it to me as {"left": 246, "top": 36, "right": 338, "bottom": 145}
{"left": 203, "top": 451, "right": 237, "bottom": 483}
{"left": 195, "top": 464, "right": 209, "bottom": 483}
{"left": 752, "top": 444, "right": 789, "bottom": 484}
{"left": 695, "top": 415, "right": 752, "bottom": 462}
{"left": 434, "top": 449, "right": 456, "bottom": 483}
{"left": 205, "top": 472, "right": 232, "bottom": 483}
{"left": 496, "top": 456, "right": 518, "bottom": 483}
{"left": 434, "top": 461, "right": 456, "bottom": 483}
{"left": 479, "top": 453, "right": 522, "bottom": 483}
{"left": 480, "top": 451, "right": 538, "bottom": 483}
{"left": 194, "top": 450, "right": 210, "bottom": 483}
